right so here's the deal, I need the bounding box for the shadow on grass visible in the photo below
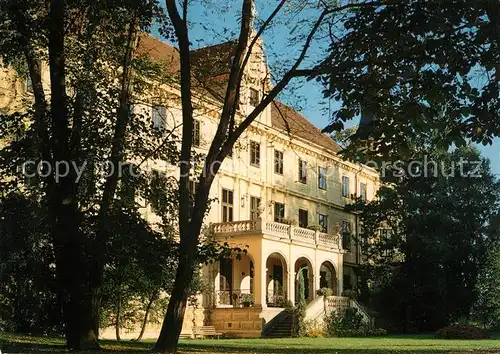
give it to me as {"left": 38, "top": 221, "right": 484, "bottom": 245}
{"left": 2, "top": 334, "right": 500, "bottom": 354}
{"left": 0, "top": 335, "right": 152, "bottom": 353}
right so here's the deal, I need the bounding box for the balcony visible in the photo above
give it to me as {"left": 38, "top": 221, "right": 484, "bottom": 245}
{"left": 210, "top": 218, "right": 341, "bottom": 250}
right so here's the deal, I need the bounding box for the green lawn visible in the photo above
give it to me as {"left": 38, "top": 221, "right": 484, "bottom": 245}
{"left": 2, "top": 333, "right": 500, "bottom": 353}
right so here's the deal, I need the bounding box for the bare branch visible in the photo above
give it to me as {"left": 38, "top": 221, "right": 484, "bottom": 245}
{"left": 165, "top": 0, "right": 194, "bottom": 233}
{"left": 230, "top": 0, "right": 288, "bottom": 116}
{"left": 202, "top": 0, "right": 254, "bottom": 175}
{"left": 136, "top": 122, "right": 183, "bottom": 169}
{"left": 218, "top": 8, "right": 331, "bottom": 159}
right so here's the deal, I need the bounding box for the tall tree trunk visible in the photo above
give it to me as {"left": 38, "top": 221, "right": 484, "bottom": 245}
{"left": 153, "top": 251, "right": 195, "bottom": 353}
{"left": 115, "top": 292, "right": 121, "bottom": 341}
{"left": 89, "top": 17, "right": 138, "bottom": 337}
{"left": 136, "top": 291, "right": 158, "bottom": 341}
{"left": 47, "top": 0, "right": 99, "bottom": 349}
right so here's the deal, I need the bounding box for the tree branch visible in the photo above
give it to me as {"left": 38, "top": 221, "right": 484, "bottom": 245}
{"left": 229, "top": 0, "right": 288, "bottom": 119}
{"left": 165, "top": 0, "right": 194, "bottom": 239}
{"left": 218, "top": 8, "right": 331, "bottom": 160}
{"left": 202, "top": 0, "right": 253, "bottom": 179}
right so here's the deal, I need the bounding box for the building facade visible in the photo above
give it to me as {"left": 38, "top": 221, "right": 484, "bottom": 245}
{"left": 0, "top": 33, "right": 380, "bottom": 338}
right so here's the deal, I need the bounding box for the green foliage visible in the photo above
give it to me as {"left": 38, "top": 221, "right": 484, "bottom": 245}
{"left": 352, "top": 147, "right": 500, "bottom": 332}
{"left": 291, "top": 300, "right": 307, "bottom": 338}
{"left": 0, "top": 193, "right": 61, "bottom": 334}
{"left": 341, "top": 290, "right": 357, "bottom": 300}
{"left": 435, "top": 324, "right": 489, "bottom": 340}
{"left": 472, "top": 239, "right": 500, "bottom": 329}
{"left": 316, "top": 287, "right": 333, "bottom": 297}
{"left": 325, "top": 308, "right": 364, "bottom": 337}
{"left": 303, "top": 320, "right": 325, "bottom": 338}
{"left": 330, "top": 126, "right": 358, "bottom": 149}
{"left": 297, "top": 269, "right": 306, "bottom": 304}
{"left": 320, "top": 1, "right": 500, "bottom": 160}
{"left": 292, "top": 268, "right": 308, "bottom": 336}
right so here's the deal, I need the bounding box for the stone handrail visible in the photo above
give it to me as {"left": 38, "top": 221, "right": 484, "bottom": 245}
{"left": 351, "top": 299, "right": 374, "bottom": 327}
{"left": 211, "top": 220, "right": 257, "bottom": 234}
{"left": 264, "top": 221, "right": 289, "bottom": 238}
{"left": 325, "top": 296, "right": 350, "bottom": 315}
{"left": 211, "top": 218, "right": 341, "bottom": 249}
{"left": 318, "top": 232, "right": 340, "bottom": 248}
{"left": 292, "top": 227, "right": 315, "bottom": 243}
{"left": 305, "top": 295, "right": 326, "bottom": 322}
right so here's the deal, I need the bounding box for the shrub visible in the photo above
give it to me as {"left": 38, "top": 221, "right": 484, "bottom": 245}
{"left": 325, "top": 308, "right": 364, "bottom": 337}
{"left": 304, "top": 320, "right": 325, "bottom": 337}
{"left": 281, "top": 218, "right": 297, "bottom": 226}
{"left": 435, "top": 324, "right": 489, "bottom": 339}
{"left": 307, "top": 224, "right": 322, "bottom": 231}
{"left": 325, "top": 307, "right": 387, "bottom": 337}
{"left": 292, "top": 300, "right": 307, "bottom": 337}
{"left": 341, "top": 289, "right": 357, "bottom": 299}
{"left": 316, "top": 287, "right": 334, "bottom": 297}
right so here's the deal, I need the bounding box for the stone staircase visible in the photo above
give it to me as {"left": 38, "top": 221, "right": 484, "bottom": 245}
{"left": 262, "top": 309, "right": 294, "bottom": 338}
{"left": 262, "top": 297, "right": 374, "bottom": 338}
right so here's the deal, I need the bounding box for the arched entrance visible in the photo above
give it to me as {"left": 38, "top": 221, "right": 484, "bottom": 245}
{"left": 294, "top": 257, "right": 314, "bottom": 304}
{"left": 217, "top": 253, "right": 254, "bottom": 306}
{"left": 319, "top": 261, "right": 338, "bottom": 295}
{"left": 266, "top": 252, "right": 288, "bottom": 307}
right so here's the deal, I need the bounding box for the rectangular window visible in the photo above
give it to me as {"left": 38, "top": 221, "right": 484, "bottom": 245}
{"left": 298, "top": 159, "right": 307, "bottom": 184}
{"left": 318, "top": 213, "right": 328, "bottom": 233}
{"left": 222, "top": 189, "right": 234, "bottom": 222}
{"left": 152, "top": 105, "right": 166, "bottom": 131}
{"left": 26, "top": 75, "right": 33, "bottom": 92}
{"left": 360, "top": 182, "right": 367, "bottom": 201}
{"left": 193, "top": 119, "right": 201, "bottom": 147}
{"left": 249, "top": 88, "right": 259, "bottom": 106}
{"left": 119, "top": 164, "right": 136, "bottom": 206}
{"left": 342, "top": 220, "right": 352, "bottom": 250}
{"left": 318, "top": 167, "right": 327, "bottom": 190}
{"left": 342, "top": 176, "right": 350, "bottom": 197}
{"left": 274, "top": 202, "right": 285, "bottom": 223}
{"left": 298, "top": 209, "right": 308, "bottom": 228}
{"left": 250, "top": 141, "right": 260, "bottom": 167}
{"left": 274, "top": 150, "right": 283, "bottom": 175}
{"left": 380, "top": 228, "right": 392, "bottom": 256}
{"left": 189, "top": 180, "right": 199, "bottom": 196}
{"left": 344, "top": 274, "right": 352, "bottom": 290}
{"left": 150, "top": 170, "right": 162, "bottom": 213}
{"left": 250, "top": 196, "right": 261, "bottom": 220}
{"left": 127, "top": 102, "right": 134, "bottom": 118}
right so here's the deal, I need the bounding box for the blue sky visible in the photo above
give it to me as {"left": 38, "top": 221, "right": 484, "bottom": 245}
{"left": 156, "top": 1, "right": 500, "bottom": 175}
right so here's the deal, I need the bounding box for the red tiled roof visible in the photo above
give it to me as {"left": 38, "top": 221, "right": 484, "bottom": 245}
{"left": 136, "top": 33, "right": 180, "bottom": 76}
{"left": 137, "top": 34, "right": 341, "bottom": 153}
{"left": 271, "top": 101, "right": 342, "bottom": 153}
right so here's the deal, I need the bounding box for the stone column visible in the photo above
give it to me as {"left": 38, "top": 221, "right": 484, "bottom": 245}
{"left": 252, "top": 253, "right": 267, "bottom": 308}
{"left": 338, "top": 253, "right": 344, "bottom": 296}
{"left": 288, "top": 269, "right": 295, "bottom": 306}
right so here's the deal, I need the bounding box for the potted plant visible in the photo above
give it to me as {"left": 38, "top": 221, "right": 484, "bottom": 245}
{"left": 316, "top": 287, "right": 333, "bottom": 297}
{"left": 232, "top": 293, "right": 239, "bottom": 307}
{"left": 281, "top": 218, "right": 297, "bottom": 226}
{"left": 307, "top": 224, "right": 322, "bottom": 232}
{"left": 241, "top": 293, "right": 253, "bottom": 307}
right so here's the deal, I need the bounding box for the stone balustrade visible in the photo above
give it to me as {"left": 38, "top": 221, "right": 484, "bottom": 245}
{"left": 211, "top": 218, "right": 341, "bottom": 249}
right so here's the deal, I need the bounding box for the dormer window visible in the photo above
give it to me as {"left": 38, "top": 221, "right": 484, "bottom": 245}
{"left": 249, "top": 88, "right": 259, "bottom": 106}
{"left": 152, "top": 105, "right": 166, "bottom": 131}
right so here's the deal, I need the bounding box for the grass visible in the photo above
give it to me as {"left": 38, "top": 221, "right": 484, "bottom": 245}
{"left": 1, "top": 333, "right": 500, "bottom": 353}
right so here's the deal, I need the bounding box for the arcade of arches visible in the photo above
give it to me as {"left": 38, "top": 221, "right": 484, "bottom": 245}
{"left": 210, "top": 251, "right": 339, "bottom": 308}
